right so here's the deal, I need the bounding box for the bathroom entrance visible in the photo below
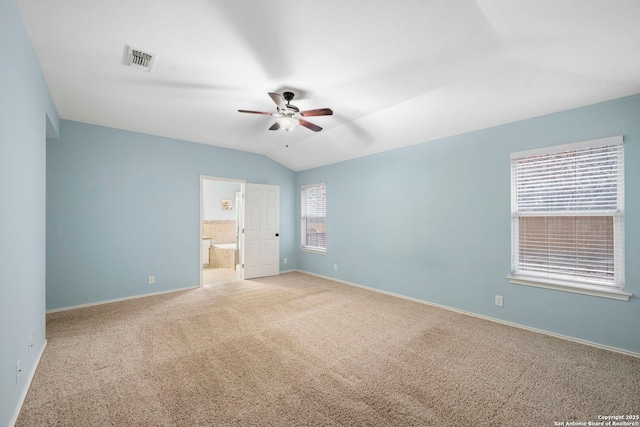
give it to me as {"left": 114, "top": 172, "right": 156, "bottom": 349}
{"left": 200, "top": 176, "right": 281, "bottom": 287}
{"left": 200, "top": 177, "right": 243, "bottom": 286}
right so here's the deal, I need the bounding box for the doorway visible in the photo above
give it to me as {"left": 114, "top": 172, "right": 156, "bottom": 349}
{"left": 200, "top": 177, "right": 281, "bottom": 287}
{"left": 200, "top": 177, "right": 243, "bottom": 286}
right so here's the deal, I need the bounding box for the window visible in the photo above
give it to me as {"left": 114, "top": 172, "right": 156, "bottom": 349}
{"left": 509, "top": 136, "right": 629, "bottom": 300}
{"left": 301, "top": 183, "right": 326, "bottom": 252}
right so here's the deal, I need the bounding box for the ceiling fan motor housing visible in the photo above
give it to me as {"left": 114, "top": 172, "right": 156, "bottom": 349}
{"left": 282, "top": 92, "right": 299, "bottom": 112}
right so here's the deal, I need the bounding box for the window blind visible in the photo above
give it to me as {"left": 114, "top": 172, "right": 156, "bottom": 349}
{"left": 301, "top": 184, "right": 326, "bottom": 250}
{"left": 511, "top": 137, "right": 624, "bottom": 288}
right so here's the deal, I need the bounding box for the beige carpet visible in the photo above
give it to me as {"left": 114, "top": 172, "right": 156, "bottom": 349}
{"left": 202, "top": 267, "right": 240, "bottom": 286}
{"left": 17, "top": 272, "right": 640, "bottom": 426}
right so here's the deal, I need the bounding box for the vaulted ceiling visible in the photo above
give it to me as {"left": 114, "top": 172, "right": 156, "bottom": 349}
{"left": 18, "top": 0, "right": 640, "bottom": 171}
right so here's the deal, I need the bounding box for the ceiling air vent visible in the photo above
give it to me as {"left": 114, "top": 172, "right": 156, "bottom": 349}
{"left": 125, "top": 46, "right": 156, "bottom": 72}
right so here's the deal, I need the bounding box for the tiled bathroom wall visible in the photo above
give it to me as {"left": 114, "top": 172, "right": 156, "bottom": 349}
{"left": 203, "top": 220, "right": 236, "bottom": 243}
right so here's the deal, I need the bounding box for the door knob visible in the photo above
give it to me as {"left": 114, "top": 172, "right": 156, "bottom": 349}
{"left": 275, "top": 233, "right": 279, "bottom": 237}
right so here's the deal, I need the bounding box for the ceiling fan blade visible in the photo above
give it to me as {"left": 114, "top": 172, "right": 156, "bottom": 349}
{"left": 299, "top": 119, "right": 322, "bottom": 132}
{"left": 268, "top": 92, "right": 287, "bottom": 110}
{"left": 300, "top": 108, "right": 333, "bottom": 117}
{"left": 238, "top": 109, "right": 273, "bottom": 115}
{"left": 269, "top": 122, "right": 281, "bottom": 131}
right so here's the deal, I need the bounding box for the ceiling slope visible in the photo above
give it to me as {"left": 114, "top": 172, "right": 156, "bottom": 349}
{"left": 17, "top": 0, "right": 640, "bottom": 171}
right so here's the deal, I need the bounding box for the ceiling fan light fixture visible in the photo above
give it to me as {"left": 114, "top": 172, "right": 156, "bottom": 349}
{"left": 239, "top": 91, "right": 331, "bottom": 133}
{"left": 276, "top": 116, "right": 299, "bottom": 132}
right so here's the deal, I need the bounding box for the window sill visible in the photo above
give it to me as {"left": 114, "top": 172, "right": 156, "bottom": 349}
{"left": 299, "top": 247, "right": 326, "bottom": 255}
{"left": 508, "top": 275, "right": 631, "bottom": 301}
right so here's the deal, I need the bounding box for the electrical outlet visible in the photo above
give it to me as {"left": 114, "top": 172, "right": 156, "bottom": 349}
{"left": 495, "top": 295, "right": 504, "bottom": 307}
{"left": 148, "top": 276, "right": 155, "bottom": 284}
{"left": 334, "top": 264, "right": 338, "bottom": 271}
{"left": 16, "top": 360, "right": 22, "bottom": 383}
{"left": 284, "top": 258, "right": 288, "bottom": 264}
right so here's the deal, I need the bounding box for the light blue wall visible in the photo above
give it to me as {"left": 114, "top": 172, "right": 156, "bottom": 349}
{"left": 46, "top": 120, "right": 296, "bottom": 310}
{"left": 0, "top": 0, "right": 59, "bottom": 425}
{"left": 296, "top": 94, "right": 640, "bottom": 354}
{"left": 203, "top": 180, "right": 241, "bottom": 221}
{"left": 4, "top": 4, "right": 639, "bottom": 426}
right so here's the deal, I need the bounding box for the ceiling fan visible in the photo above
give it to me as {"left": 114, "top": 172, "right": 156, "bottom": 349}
{"left": 238, "top": 92, "right": 333, "bottom": 132}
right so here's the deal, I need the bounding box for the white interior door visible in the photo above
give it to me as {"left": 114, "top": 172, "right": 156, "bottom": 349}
{"left": 243, "top": 183, "right": 280, "bottom": 279}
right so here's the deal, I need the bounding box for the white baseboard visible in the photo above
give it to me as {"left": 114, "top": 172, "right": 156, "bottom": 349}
{"left": 295, "top": 270, "right": 640, "bottom": 359}
{"left": 10, "top": 339, "right": 47, "bottom": 427}
{"left": 46, "top": 285, "right": 200, "bottom": 313}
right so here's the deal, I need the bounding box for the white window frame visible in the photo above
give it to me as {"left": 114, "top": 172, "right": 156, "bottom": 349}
{"left": 300, "top": 183, "right": 327, "bottom": 254}
{"left": 508, "top": 136, "right": 630, "bottom": 301}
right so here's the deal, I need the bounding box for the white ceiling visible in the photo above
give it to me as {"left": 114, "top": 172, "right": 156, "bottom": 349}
{"left": 18, "top": 0, "right": 640, "bottom": 171}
